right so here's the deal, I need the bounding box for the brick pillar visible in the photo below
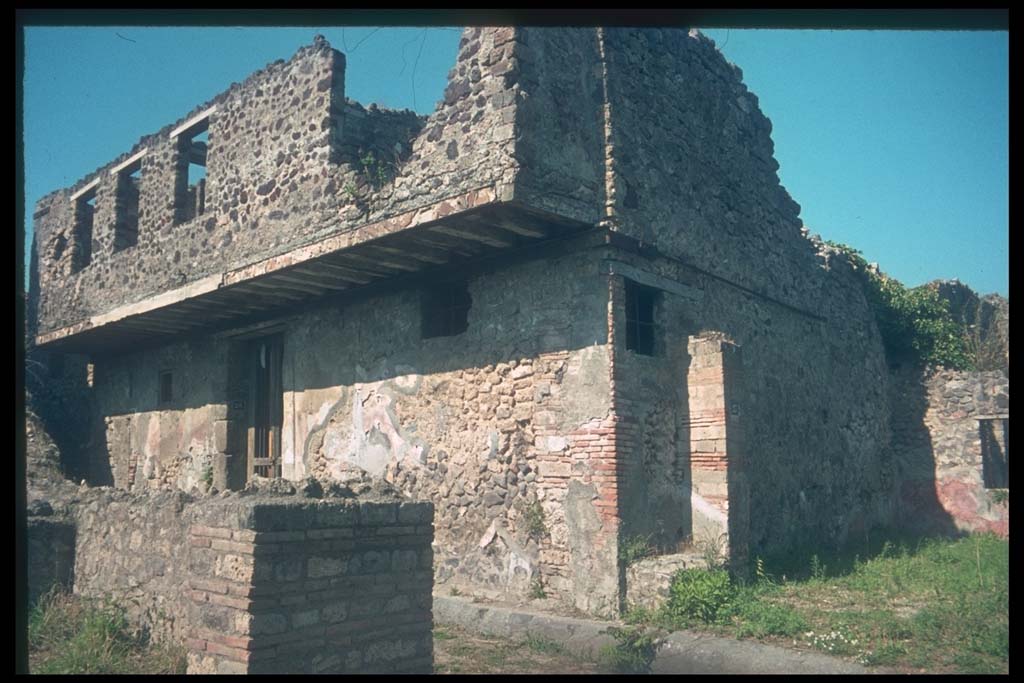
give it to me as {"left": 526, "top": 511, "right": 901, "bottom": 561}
{"left": 185, "top": 498, "right": 434, "bottom": 674}
{"left": 686, "top": 335, "right": 749, "bottom": 573}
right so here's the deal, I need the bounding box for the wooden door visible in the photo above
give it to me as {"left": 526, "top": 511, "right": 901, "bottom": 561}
{"left": 246, "top": 335, "right": 283, "bottom": 479}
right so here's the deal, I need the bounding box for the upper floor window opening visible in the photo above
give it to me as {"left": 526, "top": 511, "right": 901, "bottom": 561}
{"left": 171, "top": 107, "right": 214, "bottom": 225}
{"left": 111, "top": 150, "right": 145, "bottom": 252}
{"left": 70, "top": 182, "right": 97, "bottom": 272}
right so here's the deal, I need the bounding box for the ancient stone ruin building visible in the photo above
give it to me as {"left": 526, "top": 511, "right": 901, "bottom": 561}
{"left": 28, "top": 26, "right": 1007, "bottom": 626}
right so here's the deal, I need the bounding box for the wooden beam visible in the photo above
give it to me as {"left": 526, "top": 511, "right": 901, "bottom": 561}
{"left": 406, "top": 230, "right": 483, "bottom": 257}
{"left": 487, "top": 214, "right": 549, "bottom": 238}
{"left": 295, "top": 261, "right": 374, "bottom": 285}
{"left": 331, "top": 252, "right": 410, "bottom": 275}
{"left": 225, "top": 286, "right": 310, "bottom": 308}
{"left": 272, "top": 271, "right": 350, "bottom": 292}
{"left": 368, "top": 242, "right": 450, "bottom": 265}
{"left": 429, "top": 223, "right": 514, "bottom": 248}
{"left": 344, "top": 249, "right": 423, "bottom": 273}
{"left": 248, "top": 277, "right": 328, "bottom": 297}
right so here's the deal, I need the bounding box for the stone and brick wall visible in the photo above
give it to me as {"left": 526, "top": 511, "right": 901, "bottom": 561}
{"left": 32, "top": 28, "right": 524, "bottom": 340}
{"left": 891, "top": 367, "right": 1009, "bottom": 537}
{"left": 25, "top": 480, "right": 434, "bottom": 674}
{"left": 580, "top": 27, "right": 893, "bottom": 559}
{"left": 86, "top": 242, "right": 624, "bottom": 615}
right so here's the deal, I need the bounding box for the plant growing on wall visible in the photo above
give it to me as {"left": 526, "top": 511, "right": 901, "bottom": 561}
{"left": 523, "top": 500, "right": 547, "bottom": 540}
{"left": 619, "top": 534, "right": 655, "bottom": 566}
{"left": 356, "top": 150, "right": 395, "bottom": 190}
{"left": 825, "top": 242, "right": 974, "bottom": 370}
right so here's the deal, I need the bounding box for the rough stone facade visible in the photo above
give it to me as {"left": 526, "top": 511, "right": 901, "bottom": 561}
{"left": 28, "top": 26, "right": 1008, "bottom": 631}
{"left": 25, "top": 475, "right": 434, "bottom": 674}
{"left": 891, "top": 367, "right": 1009, "bottom": 537}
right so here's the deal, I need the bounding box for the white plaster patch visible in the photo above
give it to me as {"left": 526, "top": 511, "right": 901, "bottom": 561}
{"left": 538, "top": 435, "right": 567, "bottom": 452}
{"left": 689, "top": 488, "right": 729, "bottom": 526}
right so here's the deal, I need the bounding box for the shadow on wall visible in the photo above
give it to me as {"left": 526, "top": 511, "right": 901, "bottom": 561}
{"left": 888, "top": 365, "right": 963, "bottom": 540}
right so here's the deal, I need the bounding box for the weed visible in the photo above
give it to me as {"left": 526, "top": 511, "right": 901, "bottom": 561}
{"left": 449, "top": 586, "right": 462, "bottom": 597}
{"left": 356, "top": 150, "right": 394, "bottom": 190}
{"left": 989, "top": 489, "right": 1008, "bottom": 505}
{"left": 694, "top": 531, "right": 729, "bottom": 570}
{"left": 201, "top": 464, "right": 213, "bottom": 489}
{"left": 754, "top": 556, "right": 773, "bottom": 585}
{"left": 809, "top": 554, "right": 827, "bottom": 580}
{"left": 598, "top": 625, "right": 660, "bottom": 674}
{"left": 433, "top": 626, "right": 456, "bottom": 641}
{"left": 664, "top": 568, "right": 734, "bottom": 625}
{"left": 524, "top": 633, "right": 566, "bottom": 656}
{"left": 805, "top": 626, "right": 860, "bottom": 656}
{"left": 623, "top": 604, "right": 653, "bottom": 625}
{"left": 727, "top": 592, "right": 808, "bottom": 639}
{"left": 529, "top": 578, "right": 547, "bottom": 600}
{"left": 619, "top": 534, "right": 654, "bottom": 566}
{"left": 28, "top": 588, "right": 186, "bottom": 674}
{"left": 523, "top": 500, "right": 547, "bottom": 539}
{"left": 622, "top": 534, "right": 1007, "bottom": 674}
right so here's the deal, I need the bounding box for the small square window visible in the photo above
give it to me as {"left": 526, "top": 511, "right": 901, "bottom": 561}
{"left": 159, "top": 371, "right": 174, "bottom": 405}
{"left": 625, "top": 279, "right": 658, "bottom": 356}
{"left": 422, "top": 282, "right": 471, "bottom": 339}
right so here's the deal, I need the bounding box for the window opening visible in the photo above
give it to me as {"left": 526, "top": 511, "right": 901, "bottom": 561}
{"left": 980, "top": 418, "right": 1009, "bottom": 489}
{"left": 625, "top": 279, "right": 658, "bottom": 356}
{"left": 72, "top": 187, "right": 96, "bottom": 271}
{"left": 113, "top": 161, "right": 142, "bottom": 251}
{"left": 174, "top": 120, "right": 209, "bottom": 225}
{"left": 421, "top": 281, "right": 472, "bottom": 339}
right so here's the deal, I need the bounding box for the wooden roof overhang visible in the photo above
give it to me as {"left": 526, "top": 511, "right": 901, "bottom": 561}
{"left": 35, "top": 190, "right": 592, "bottom": 355}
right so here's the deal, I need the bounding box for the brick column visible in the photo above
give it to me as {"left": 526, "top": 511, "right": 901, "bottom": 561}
{"left": 185, "top": 498, "right": 434, "bottom": 674}
{"left": 686, "top": 335, "right": 749, "bottom": 573}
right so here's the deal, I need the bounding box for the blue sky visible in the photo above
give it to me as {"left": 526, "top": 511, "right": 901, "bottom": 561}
{"left": 20, "top": 26, "right": 1008, "bottom": 295}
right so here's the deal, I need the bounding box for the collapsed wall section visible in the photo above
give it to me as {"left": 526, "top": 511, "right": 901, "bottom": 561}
{"left": 32, "top": 28, "right": 528, "bottom": 341}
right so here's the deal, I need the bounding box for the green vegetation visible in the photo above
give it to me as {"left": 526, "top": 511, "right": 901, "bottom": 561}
{"left": 523, "top": 632, "right": 568, "bottom": 656}
{"left": 825, "top": 242, "right": 974, "bottom": 369}
{"left": 598, "top": 625, "right": 660, "bottom": 673}
{"left": 28, "top": 589, "right": 186, "bottom": 674}
{"left": 523, "top": 500, "right": 547, "bottom": 539}
{"left": 664, "top": 568, "right": 734, "bottom": 623}
{"left": 356, "top": 150, "right": 394, "bottom": 190}
{"left": 619, "top": 534, "right": 654, "bottom": 566}
{"left": 201, "top": 463, "right": 214, "bottom": 489}
{"left": 625, "top": 533, "right": 1008, "bottom": 674}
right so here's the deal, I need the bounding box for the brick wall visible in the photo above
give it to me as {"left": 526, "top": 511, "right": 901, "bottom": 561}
{"left": 25, "top": 482, "right": 434, "bottom": 674}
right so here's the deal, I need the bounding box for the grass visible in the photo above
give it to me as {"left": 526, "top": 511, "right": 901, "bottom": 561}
{"left": 628, "top": 532, "right": 1008, "bottom": 674}
{"left": 28, "top": 589, "right": 187, "bottom": 675}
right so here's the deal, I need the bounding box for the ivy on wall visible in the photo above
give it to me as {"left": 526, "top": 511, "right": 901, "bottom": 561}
{"left": 825, "top": 242, "right": 974, "bottom": 370}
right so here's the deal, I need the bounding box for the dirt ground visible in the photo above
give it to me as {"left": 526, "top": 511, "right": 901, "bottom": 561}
{"left": 432, "top": 623, "right": 609, "bottom": 675}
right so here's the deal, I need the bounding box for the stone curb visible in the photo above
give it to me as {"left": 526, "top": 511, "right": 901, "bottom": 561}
{"left": 434, "top": 596, "right": 879, "bottom": 675}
